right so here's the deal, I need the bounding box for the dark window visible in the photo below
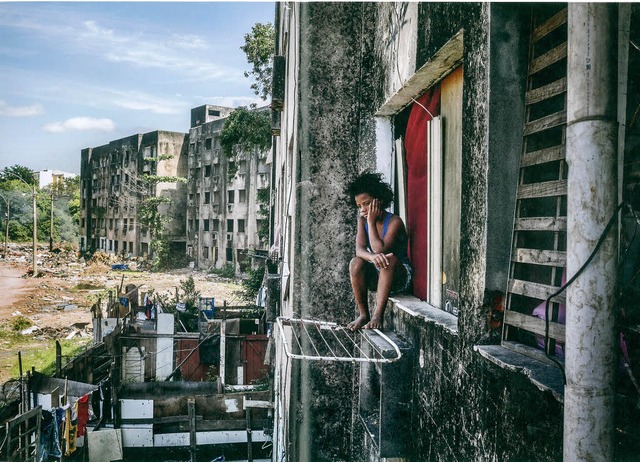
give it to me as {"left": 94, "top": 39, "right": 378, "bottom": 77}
{"left": 227, "top": 219, "right": 234, "bottom": 233}
{"left": 209, "top": 109, "right": 220, "bottom": 117}
{"left": 228, "top": 190, "right": 235, "bottom": 204}
{"left": 204, "top": 220, "right": 210, "bottom": 231}
{"left": 238, "top": 219, "right": 245, "bottom": 233}
{"left": 239, "top": 189, "right": 246, "bottom": 203}
{"left": 205, "top": 138, "right": 212, "bottom": 150}
{"left": 205, "top": 192, "right": 211, "bottom": 204}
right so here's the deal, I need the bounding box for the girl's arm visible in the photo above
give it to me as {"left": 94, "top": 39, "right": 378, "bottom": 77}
{"left": 355, "top": 217, "right": 372, "bottom": 261}
{"left": 368, "top": 215, "right": 405, "bottom": 254}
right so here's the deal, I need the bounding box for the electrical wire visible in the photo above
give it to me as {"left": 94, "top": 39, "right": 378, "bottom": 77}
{"left": 544, "top": 201, "right": 625, "bottom": 384}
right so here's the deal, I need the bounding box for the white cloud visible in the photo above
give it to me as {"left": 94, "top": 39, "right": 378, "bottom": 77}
{"left": 169, "top": 34, "right": 208, "bottom": 51}
{"left": 43, "top": 117, "right": 115, "bottom": 133}
{"left": 203, "top": 95, "right": 265, "bottom": 108}
{"left": 0, "top": 100, "right": 44, "bottom": 117}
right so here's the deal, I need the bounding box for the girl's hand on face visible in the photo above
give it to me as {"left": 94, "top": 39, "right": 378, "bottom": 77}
{"left": 368, "top": 198, "right": 380, "bottom": 222}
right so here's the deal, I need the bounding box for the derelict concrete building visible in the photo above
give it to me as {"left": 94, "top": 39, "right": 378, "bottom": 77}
{"left": 80, "top": 130, "right": 188, "bottom": 257}
{"left": 187, "top": 105, "right": 271, "bottom": 271}
{"left": 269, "top": 2, "right": 640, "bottom": 461}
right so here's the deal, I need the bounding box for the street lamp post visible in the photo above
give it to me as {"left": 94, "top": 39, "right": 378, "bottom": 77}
{"left": 6, "top": 172, "right": 38, "bottom": 277}
{"left": 0, "top": 192, "right": 9, "bottom": 258}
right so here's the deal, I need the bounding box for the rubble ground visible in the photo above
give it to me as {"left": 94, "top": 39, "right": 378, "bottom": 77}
{"left": 0, "top": 243, "right": 244, "bottom": 382}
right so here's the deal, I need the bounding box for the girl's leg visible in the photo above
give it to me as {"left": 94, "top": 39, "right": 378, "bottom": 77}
{"left": 364, "top": 254, "right": 400, "bottom": 330}
{"left": 347, "top": 257, "right": 371, "bottom": 331}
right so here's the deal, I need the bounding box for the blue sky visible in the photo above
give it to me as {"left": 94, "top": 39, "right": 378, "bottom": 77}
{"left": 0, "top": 1, "right": 275, "bottom": 174}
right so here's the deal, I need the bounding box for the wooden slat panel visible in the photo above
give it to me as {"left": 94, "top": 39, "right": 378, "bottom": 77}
{"left": 529, "top": 42, "right": 567, "bottom": 75}
{"left": 515, "top": 217, "right": 567, "bottom": 232}
{"left": 523, "top": 110, "right": 566, "bottom": 136}
{"left": 525, "top": 77, "right": 567, "bottom": 105}
{"left": 517, "top": 179, "right": 567, "bottom": 199}
{"left": 532, "top": 8, "right": 568, "bottom": 43}
{"left": 513, "top": 248, "right": 567, "bottom": 266}
{"left": 508, "top": 278, "right": 566, "bottom": 304}
{"left": 503, "top": 311, "right": 566, "bottom": 342}
{"left": 521, "top": 145, "right": 565, "bottom": 167}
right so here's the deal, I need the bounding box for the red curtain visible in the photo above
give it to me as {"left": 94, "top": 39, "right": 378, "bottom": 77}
{"left": 404, "top": 88, "right": 441, "bottom": 301}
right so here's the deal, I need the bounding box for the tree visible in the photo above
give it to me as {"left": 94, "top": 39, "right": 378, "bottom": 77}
{"left": 137, "top": 174, "right": 187, "bottom": 271}
{"left": 219, "top": 107, "right": 272, "bottom": 158}
{"left": 0, "top": 165, "right": 35, "bottom": 186}
{"left": 241, "top": 22, "right": 275, "bottom": 100}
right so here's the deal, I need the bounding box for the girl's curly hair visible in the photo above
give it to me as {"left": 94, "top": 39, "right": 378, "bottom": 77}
{"left": 346, "top": 171, "right": 394, "bottom": 209}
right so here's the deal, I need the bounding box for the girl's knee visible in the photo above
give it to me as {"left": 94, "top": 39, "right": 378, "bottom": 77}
{"left": 350, "top": 257, "right": 366, "bottom": 274}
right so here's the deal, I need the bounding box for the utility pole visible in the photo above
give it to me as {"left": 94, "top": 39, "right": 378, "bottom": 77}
{"left": 32, "top": 182, "right": 37, "bottom": 277}
{"left": 6, "top": 172, "right": 38, "bottom": 277}
{"left": 0, "top": 191, "right": 9, "bottom": 257}
{"left": 49, "top": 174, "right": 62, "bottom": 251}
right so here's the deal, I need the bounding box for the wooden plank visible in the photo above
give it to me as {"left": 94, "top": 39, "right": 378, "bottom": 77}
{"left": 508, "top": 278, "right": 566, "bottom": 304}
{"left": 521, "top": 145, "right": 565, "bottom": 167}
{"left": 529, "top": 42, "right": 567, "bottom": 75}
{"left": 517, "top": 180, "right": 567, "bottom": 199}
{"left": 515, "top": 217, "right": 567, "bottom": 232}
{"left": 532, "top": 8, "right": 568, "bottom": 43}
{"left": 523, "top": 110, "right": 566, "bottom": 136}
{"left": 503, "top": 310, "right": 566, "bottom": 342}
{"left": 525, "top": 78, "right": 567, "bottom": 105}
{"left": 513, "top": 248, "right": 566, "bottom": 266}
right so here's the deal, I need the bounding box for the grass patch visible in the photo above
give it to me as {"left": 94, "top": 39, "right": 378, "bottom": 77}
{"left": 10, "top": 338, "right": 90, "bottom": 377}
{"left": 0, "top": 322, "right": 91, "bottom": 381}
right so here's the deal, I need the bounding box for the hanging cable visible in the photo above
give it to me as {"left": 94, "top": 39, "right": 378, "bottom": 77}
{"left": 544, "top": 201, "right": 625, "bottom": 384}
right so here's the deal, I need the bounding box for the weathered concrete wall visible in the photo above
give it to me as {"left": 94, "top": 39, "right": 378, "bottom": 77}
{"left": 287, "top": 3, "right": 376, "bottom": 460}
{"left": 275, "top": 2, "right": 568, "bottom": 461}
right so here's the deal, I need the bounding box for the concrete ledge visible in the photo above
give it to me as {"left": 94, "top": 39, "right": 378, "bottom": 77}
{"left": 388, "top": 294, "right": 459, "bottom": 334}
{"left": 474, "top": 344, "right": 565, "bottom": 402}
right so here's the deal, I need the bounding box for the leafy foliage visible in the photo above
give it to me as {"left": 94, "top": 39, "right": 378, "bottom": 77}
{"left": 0, "top": 165, "right": 35, "bottom": 185}
{"left": 219, "top": 107, "right": 272, "bottom": 158}
{"left": 177, "top": 276, "right": 201, "bottom": 332}
{"left": 241, "top": 22, "right": 275, "bottom": 100}
{"left": 209, "top": 263, "right": 236, "bottom": 279}
{"left": 141, "top": 174, "right": 187, "bottom": 185}
{"left": 0, "top": 167, "right": 80, "bottom": 245}
{"left": 240, "top": 266, "right": 265, "bottom": 302}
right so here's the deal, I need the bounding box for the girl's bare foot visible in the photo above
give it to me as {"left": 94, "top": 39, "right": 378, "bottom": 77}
{"left": 347, "top": 314, "right": 369, "bottom": 331}
{"left": 363, "top": 316, "right": 382, "bottom": 330}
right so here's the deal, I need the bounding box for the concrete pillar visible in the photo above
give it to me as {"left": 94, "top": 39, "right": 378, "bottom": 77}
{"left": 564, "top": 4, "right": 618, "bottom": 461}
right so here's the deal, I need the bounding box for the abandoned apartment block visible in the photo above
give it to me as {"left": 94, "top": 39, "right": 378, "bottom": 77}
{"left": 187, "top": 105, "right": 271, "bottom": 272}
{"left": 79, "top": 105, "right": 270, "bottom": 270}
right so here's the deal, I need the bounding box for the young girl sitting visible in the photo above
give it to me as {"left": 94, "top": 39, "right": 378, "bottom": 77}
{"left": 346, "top": 172, "right": 412, "bottom": 331}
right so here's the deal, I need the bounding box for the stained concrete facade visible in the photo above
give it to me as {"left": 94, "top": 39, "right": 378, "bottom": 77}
{"left": 186, "top": 105, "right": 270, "bottom": 271}
{"left": 80, "top": 131, "right": 188, "bottom": 257}
{"left": 270, "top": 2, "right": 639, "bottom": 461}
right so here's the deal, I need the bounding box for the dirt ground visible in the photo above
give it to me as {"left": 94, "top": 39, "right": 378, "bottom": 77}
{"left": 0, "top": 242, "right": 243, "bottom": 350}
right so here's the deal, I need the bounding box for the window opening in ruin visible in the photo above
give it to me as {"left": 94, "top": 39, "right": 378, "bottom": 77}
{"left": 212, "top": 219, "right": 219, "bottom": 232}
{"left": 228, "top": 190, "right": 235, "bottom": 204}
{"left": 209, "top": 109, "right": 220, "bottom": 117}
{"left": 204, "top": 220, "right": 210, "bottom": 232}
{"left": 239, "top": 189, "right": 247, "bottom": 203}
{"left": 204, "top": 191, "right": 211, "bottom": 204}
{"left": 205, "top": 138, "right": 212, "bottom": 150}
{"left": 205, "top": 165, "right": 211, "bottom": 177}
{"left": 276, "top": 317, "right": 402, "bottom": 363}
{"left": 227, "top": 219, "right": 234, "bottom": 232}
{"left": 238, "top": 219, "right": 246, "bottom": 233}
